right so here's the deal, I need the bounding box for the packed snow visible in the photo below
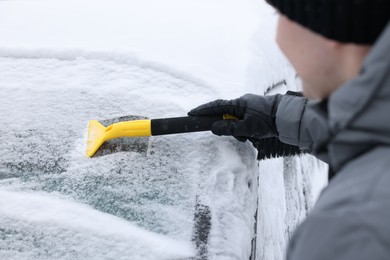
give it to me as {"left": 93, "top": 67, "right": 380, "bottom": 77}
{"left": 0, "top": 189, "right": 194, "bottom": 260}
{"left": 0, "top": 0, "right": 327, "bottom": 259}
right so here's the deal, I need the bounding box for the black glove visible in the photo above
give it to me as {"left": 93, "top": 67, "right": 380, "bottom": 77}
{"left": 188, "top": 93, "right": 282, "bottom": 141}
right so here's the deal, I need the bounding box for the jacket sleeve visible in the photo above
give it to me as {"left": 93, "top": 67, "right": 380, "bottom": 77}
{"left": 275, "top": 94, "right": 330, "bottom": 162}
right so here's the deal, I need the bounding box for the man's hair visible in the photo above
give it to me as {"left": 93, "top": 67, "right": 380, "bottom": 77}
{"left": 266, "top": 0, "right": 390, "bottom": 44}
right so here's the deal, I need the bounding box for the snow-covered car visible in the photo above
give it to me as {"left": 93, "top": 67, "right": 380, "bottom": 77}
{"left": 0, "top": 1, "right": 326, "bottom": 259}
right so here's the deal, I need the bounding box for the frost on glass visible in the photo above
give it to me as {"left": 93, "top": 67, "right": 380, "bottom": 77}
{"left": 0, "top": 57, "right": 259, "bottom": 259}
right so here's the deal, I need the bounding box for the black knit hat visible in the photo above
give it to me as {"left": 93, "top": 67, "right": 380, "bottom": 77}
{"left": 266, "top": 0, "right": 390, "bottom": 44}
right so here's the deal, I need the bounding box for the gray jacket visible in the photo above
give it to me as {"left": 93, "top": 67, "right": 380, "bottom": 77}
{"left": 276, "top": 21, "right": 390, "bottom": 259}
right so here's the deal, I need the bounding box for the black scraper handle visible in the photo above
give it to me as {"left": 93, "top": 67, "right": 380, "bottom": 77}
{"left": 150, "top": 114, "right": 304, "bottom": 160}
{"left": 151, "top": 115, "right": 234, "bottom": 136}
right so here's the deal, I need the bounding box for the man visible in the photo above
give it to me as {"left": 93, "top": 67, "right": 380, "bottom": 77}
{"left": 189, "top": 1, "right": 390, "bottom": 259}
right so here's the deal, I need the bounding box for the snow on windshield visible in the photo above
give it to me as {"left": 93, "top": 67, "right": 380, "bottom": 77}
{"left": 0, "top": 53, "right": 260, "bottom": 259}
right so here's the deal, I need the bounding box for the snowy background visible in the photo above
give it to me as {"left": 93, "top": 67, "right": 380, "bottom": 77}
{"left": 0, "top": 0, "right": 327, "bottom": 259}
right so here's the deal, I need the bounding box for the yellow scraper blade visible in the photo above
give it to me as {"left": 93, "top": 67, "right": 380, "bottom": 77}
{"left": 86, "top": 119, "right": 152, "bottom": 157}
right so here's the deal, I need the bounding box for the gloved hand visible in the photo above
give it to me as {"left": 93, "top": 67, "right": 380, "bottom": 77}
{"left": 188, "top": 93, "right": 283, "bottom": 142}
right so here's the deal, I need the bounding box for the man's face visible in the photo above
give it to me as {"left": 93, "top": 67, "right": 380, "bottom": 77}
{"left": 276, "top": 15, "right": 343, "bottom": 99}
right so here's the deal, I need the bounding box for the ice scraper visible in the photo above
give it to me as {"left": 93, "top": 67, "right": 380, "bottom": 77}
{"left": 86, "top": 115, "right": 303, "bottom": 159}
{"left": 86, "top": 114, "right": 236, "bottom": 157}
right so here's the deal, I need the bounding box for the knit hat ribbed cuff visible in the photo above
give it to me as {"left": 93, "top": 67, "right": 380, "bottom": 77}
{"left": 266, "top": 0, "right": 390, "bottom": 44}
